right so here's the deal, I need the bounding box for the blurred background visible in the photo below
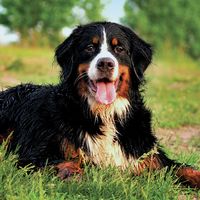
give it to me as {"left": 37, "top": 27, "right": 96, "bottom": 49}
{"left": 0, "top": 0, "right": 200, "bottom": 155}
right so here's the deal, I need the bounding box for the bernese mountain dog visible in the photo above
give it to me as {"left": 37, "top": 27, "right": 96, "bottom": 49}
{"left": 0, "top": 22, "right": 199, "bottom": 188}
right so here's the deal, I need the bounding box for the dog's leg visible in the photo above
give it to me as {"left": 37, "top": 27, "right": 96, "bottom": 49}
{"left": 56, "top": 161, "right": 83, "bottom": 180}
{"left": 176, "top": 167, "right": 200, "bottom": 188}
{"left": 7, "top": 130, "right": 84, "bottom": 178}
{"left": 133, "top": 151, "right": 165, "bottom": 175}
{"left": 135, "top": 149, "right": 200, "bottom": 189}
{"left": 55, "top": 141, "right": 84, "bottom": 180}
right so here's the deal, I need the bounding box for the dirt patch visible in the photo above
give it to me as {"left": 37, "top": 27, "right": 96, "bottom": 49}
{"left": 157, "top": 126, "right": 200, "bottom": 143}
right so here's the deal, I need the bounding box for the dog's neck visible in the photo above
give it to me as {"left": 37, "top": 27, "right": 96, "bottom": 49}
{"left": 87, "top": 96, "right": 131, "bottom": 125}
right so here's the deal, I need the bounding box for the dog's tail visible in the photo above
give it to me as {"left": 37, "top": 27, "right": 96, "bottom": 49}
{"left": 0, "top": 84, "right": 41, "bottom": 144}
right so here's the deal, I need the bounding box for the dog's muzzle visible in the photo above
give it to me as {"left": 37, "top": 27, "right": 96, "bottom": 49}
{"left": 88, "top": 57, "right": 119, "bottom": 105}
{"left": 96, "top": 57, "right": 115, "bottom": 72}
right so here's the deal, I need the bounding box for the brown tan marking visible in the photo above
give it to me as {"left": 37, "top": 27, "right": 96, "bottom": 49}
{"left": 56, "top": 139, "right": 84, "bottom": 180}
{"left": 134, "top": 154, "right": 163, "bottom": 175}
{"left": 77, "top": 63, "right": 90, "bottom": 97}
{"left": 78, "top": 63, "right": 89, "bottom": 75}
{"left": 61, "top": 138, "right": 80, "bottom": 161}
{"left": 112, "top": 38, "right": 118, "bottom": 46}
{"left": 56, "top": 161, "right": 83, "bottom": 180}
{"left": 92, "top": 36, "right": 99, "bottom": 44}
{"left": 176, "top": 167, "right": 200, "bottom": 188}
{"left": 118, "top": 65, "right": 131, "bottom": 98}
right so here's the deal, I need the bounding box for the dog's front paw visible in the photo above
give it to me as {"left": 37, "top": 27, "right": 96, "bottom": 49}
{"left": 56, "top": 161, "right": 83, "bottom": 180}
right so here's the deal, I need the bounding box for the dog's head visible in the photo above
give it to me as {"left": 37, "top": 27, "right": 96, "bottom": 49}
{"left": 55, "top": 22, "right": 152, "bottom": 111}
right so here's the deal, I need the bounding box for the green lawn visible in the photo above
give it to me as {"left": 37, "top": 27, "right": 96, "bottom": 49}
{"left": 0, "top": 46, "right": 59, "bottom": 86}
{"left": 0, "top": 143, "right": 199, "bottom": 200}
{"left": 146, "top": 51, "right": 200, "bottom": 128}
{"left": 0, "top": 46, "right": 200, "bottom": 199}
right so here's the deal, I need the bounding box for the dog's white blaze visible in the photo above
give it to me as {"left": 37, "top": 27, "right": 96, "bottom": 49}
{"left": 101, "top": 30, "right": 108, "bottom": 52}
{"left": 88, "top": 28, "right": 119, "bottom": 81}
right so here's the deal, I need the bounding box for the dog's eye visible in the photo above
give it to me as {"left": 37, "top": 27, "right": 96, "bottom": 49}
{"left": 85, "top": 44, "right": 95, "bottom": 53}
{"left": 114, "top": 45, "right": 125, "bottom": 54}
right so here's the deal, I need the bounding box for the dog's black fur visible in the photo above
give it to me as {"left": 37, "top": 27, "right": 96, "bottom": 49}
{"left": 0, "top": 22, "right": 199, "bottom": 188}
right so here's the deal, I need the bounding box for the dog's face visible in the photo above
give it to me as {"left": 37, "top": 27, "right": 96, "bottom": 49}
{"left": 56, "top": 22, "right": 152, "bottom": 108}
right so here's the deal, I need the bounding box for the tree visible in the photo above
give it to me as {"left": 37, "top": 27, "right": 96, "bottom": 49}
{"left": 122, "top": 0, "right": 200, "bottom": 59}
{"left": 72, "top": 0, "right": 105, "bottom": 24}
{"left": 0, "top": 0, "right": 105, "bottom": 46}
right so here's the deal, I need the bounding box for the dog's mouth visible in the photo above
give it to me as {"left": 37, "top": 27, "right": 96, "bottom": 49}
{"left": 88, "top": 78, "right": 119, "bottom": 105}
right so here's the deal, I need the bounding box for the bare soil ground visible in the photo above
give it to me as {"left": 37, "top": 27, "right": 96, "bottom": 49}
{"left": 156, "top": 126, "right": 200, "bottom": 153}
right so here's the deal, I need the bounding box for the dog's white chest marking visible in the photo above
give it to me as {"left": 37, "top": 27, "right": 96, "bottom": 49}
{"left": 84, "top": 122, "right": 136, "bottom": 169}
{"left": 84, "top": 96, "right": 136, "bottom": 168}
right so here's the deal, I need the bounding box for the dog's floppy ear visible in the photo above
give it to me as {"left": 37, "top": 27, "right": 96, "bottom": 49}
{"left": 55, "top": 26, "right": 82, "bottom": 80}
{"left": 120, "top": 25, "right": 153, "bottom": 79}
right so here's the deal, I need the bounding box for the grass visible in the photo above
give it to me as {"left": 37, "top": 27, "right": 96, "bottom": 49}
{"left": 0, "top": 46, "right": 59, "bottom": 86}
{"left": 145, "top": 50, "right": 200, "bottom": 128}
{"left": 0, "top": 45, "right": 200, "bottom": 199}
{"left": 0, "top": 144, "right": 199, "bottom": 200}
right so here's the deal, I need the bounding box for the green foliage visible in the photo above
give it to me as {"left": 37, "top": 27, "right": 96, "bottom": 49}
{"left": 122, "top": 0, "right": 200, "bottom": 59}
{"left": 0, "top": 0, "right": 105, "bottom": 46}
{"left": 73, "top": 0, "right": 105, "bottom": 24}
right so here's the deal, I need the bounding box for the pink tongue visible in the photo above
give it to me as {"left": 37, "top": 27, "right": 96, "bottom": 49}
{"left": 95, "top": 82, "right": 116, "bottom": 105}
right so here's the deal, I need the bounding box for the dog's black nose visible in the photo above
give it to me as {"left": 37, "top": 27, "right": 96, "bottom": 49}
{"left": 96, "top": 57, "right": 115, "bottom": 71}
